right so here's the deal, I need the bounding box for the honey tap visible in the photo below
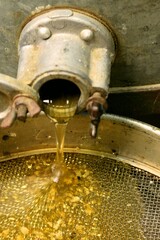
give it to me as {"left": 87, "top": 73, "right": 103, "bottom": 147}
{"left": 0, "top": 8, "right": 116, "bottom": 136}
{"left": 87, "top": 92, "right": 108, "bottom": 138}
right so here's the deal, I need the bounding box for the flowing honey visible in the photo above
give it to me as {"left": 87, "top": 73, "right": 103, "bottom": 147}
{"left": 0, "top": 95, "right": 148, "bottom": 239}
{"left": 43, "top": 93, "right": 79, "bottom": 183}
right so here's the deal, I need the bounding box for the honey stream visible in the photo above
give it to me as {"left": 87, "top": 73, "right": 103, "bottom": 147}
{"left": 0, "top": 98, "right": 146, "bottom": 239}
{"left": 43, "top": 96, "right": 79, "bottom": 183}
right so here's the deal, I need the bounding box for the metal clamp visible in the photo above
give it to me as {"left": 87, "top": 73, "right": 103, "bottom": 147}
{"left": 0, "top": 74, "right": 40, "bottom": 128}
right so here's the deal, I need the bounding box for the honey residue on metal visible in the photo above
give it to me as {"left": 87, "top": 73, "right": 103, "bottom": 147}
{"left": 0, "top": 86, "right": 146, "bottom": 239}
{"left": 0, "top": 152, "right": 146, "bottom": 239}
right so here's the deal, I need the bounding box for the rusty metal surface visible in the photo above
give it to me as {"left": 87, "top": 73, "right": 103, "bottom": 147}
{"left": 0, "top": 73, "right": 40, "bottom": 122}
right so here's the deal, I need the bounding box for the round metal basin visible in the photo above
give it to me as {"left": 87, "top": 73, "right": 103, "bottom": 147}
{"left": 0, "top": 114, "right": 160, "bottom": 239}
{"left": 0, "top": 114, "right": 160, "bottom": 176}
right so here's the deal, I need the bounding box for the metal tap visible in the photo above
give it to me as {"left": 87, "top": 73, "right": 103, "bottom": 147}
{"left": 0, "top": 8, "right": 116, "bottom": 137}
{"left": 87, "top": 92, "right": 108, "bottom": 138}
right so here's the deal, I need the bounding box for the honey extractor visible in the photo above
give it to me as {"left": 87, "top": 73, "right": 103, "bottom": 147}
{"left": 0, "top": 2, "right": 160, "bottom": 240}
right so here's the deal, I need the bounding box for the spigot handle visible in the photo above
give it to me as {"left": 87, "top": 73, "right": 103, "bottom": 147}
{"left": 86, "top": 92, "right": 108, "bottom": 138}
{"left": 0, "top": 73, "right": 40, "bottom": 128}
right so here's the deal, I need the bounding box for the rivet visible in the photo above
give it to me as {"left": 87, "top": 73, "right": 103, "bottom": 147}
{"left": 80, "top": 29, "right": 94, "bottom": 41}
{"left": 38, "top": 27, "right": 51, "bottom": 40}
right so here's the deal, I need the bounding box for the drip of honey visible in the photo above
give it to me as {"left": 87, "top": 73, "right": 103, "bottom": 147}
{"left": 43, "top": 95, "right": 79, "bottom": 182}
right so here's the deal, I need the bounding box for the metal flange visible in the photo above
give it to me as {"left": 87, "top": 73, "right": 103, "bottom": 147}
{"left": 17, "top": 8, "right": 116, "bottom": 112}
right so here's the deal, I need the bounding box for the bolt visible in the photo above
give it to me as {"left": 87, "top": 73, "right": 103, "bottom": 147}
{"left": 17, "top": 104, "right": 27, "bottom": 122}
{"left": 38, "top": 26, "right": 51, "bottom": 40}
{"left": 80, "top": 29, "right": 94, "bottom": 42}
{"left": 1, "top": 95, "right": 41, "bottom": 128}
{"left": 14, "top": 96, "right": 41, "bottom": 118}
